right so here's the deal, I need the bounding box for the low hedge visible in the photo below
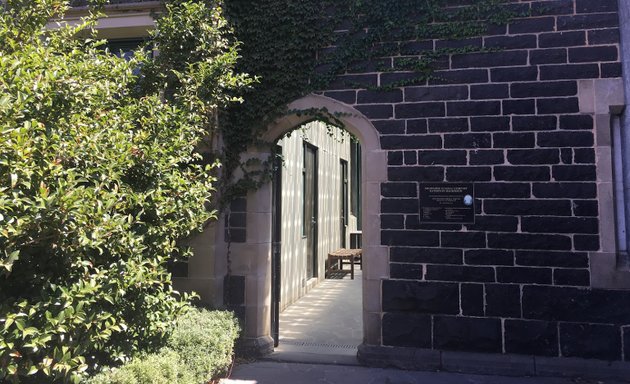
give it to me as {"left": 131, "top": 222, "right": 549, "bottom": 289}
{"left": 87, "top": 308, "right": 239, "bottom": 384}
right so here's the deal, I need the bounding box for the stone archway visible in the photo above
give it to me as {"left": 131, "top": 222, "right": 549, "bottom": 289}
{"left": 225, "top": 94, "right": 388, "bottom": 355}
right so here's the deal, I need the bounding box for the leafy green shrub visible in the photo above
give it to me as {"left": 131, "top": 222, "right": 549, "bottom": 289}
{"left": 0, "top": 0, "right": 249, "bottom": 382}
{"left": 87, "top": 349, "right": 193, "bottom": 384}
{"left": 86, "top": 308, "right": 239, "bottom": 384}
{"left": 168, "top": 308, "right": 239, "bottom": 382}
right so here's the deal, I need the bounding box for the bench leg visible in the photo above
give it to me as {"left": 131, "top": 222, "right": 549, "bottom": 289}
{"left": 350, "top": 257, "right": 354, "bottom": 279}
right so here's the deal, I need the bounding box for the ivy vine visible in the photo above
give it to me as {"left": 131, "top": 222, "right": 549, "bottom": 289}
{"left": 218, "top": 0, "right": 519, "bottom": 202}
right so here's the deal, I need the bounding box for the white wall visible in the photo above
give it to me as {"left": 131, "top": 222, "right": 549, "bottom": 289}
{"left": 277, "top": 121, "right": 359, "bottom": 310}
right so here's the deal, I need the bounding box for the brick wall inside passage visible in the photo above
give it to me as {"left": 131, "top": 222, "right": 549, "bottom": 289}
{"left": 320, "top": 0, "right": 630, "bottom": 361}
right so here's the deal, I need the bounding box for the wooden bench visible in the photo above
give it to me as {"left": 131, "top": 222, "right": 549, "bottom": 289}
{"left": 326, "top": 248, "right": 362, "bottom": 279}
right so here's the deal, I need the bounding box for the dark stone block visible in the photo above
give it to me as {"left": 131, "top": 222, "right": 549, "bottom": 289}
{"left": 537, "top": 98, "right": 580, "bottom": 114}
{"left": 539, "top": 31, "right": 586, "bottom": 48}
{"left": 452, "top": 51, "right": 527, "bottom": 69}
{"left": 509, "top": 17, "right": 556, "bottom": 34}
{"left": 573, "top": 200, "right": 598, "bottom": 216}
{"left": 383, "top": 313, "right": 432, "bottom": 348}
{"left": 469, "top": 117, "right": 511, "bottom": 133}
{"left": 488, "top": 233, "right": 572, "bottom": 251}
{"left": 602, "top": 63, "right": 623, "bottom": 78}
{"left": 382, "top": 230, "right": 440, "bottom": 247}
{"left": 494, "top": 166, "right": 551, "bottom": 181}
{"left": 390, "top": 247, "right": 463, "bottom": 264}
{"left": 405, "top": 85, "right": 469, "bottom": 102}
{"left": 512, "top": 115, "right": 558, "bottom": 131}
{"left": 400, "top": 40, "right": 434, "bottom": 55}
{"left": 522, "top": 286, "right": 630, "bottom": 324}
{"left": 381, "top": 182, "right": 417, "bottom": 197}
{"left": 516, "top": 251, "right": 589, "bottom": 268}
{"left": 470, "top": 84, "right": 509, "bottom": 100}
{"left": 440, "top": 232, "right": 486, "bottom": 249}
{"left": 531, "top": 0, "right": 574, "bottom": 16}
{"left": 406, "top": 119, "right": 428, "bottom": 134}
{"left": 475, "top": 182, "right": 531, "bottom": 198}
{"left": 428, "top": 118, "right": 469, "bottom": 133}
{"left": 560, "top": 323, "right": 621, "bottom": 361}
{"left": 381, "top": 72, "right": 425, "bottom": 87}
{"left": 574, "top": 234, "right": 600, "bottom": 251}
{"left": 418, "top": 150, "right": 467, "bottom": 165}
{"left": 396, "top": 102, "right": 445, "bottom": 119}
{"left": 561, "top": 148, "right": 573, "bottom": 164}
{"left": 382, "top": 280, "right": 460, "bottom": 314}
{"left": 444, "top": 133, "right": 491, "bottom": 149}
{"left": 390, "top": 263, "right": 423, "bottom": 279}
{"left": 168, "top": 260, "right": 188, "bottom": 278}
{"left": 434, "top": 316, "right": 502, "bottom": 353}
{"left": 502, "top": 100, "right": 536, "bottom": 115}
{"left": 507, "top": 149, "right": 559, "bottom": 165}
{"left": 530, "top": 49, "right": 568, "bottom": 65}
{"left": 424, "top": 265, "right": 495, "bottom": 283}
{"left": 435, "top": 37, "right": 482, "bottom": 50}
{"left": 484, "top": 199, "right": 571, "bottom": 216}
{"left": 538, "top": 131, "right": 594, "bottom": 148}
{"left": 559, "top": 115, "right": 593, "bottom": 130}
{"left": 404, "top": 151, "right": 417, "bottom": 165}
{"left": 446, "top": 166, "right": 491, "bottom": 182}
{"left": 497, "top": 267, "right": 553, "bottom": 284}
{"left": 429, "top": 69, "right": 489, "bottom": 85}
{"left": 588, "top": 28, "right": 620, "bottom": 44}
{"left": 505, "top": 319, "right": 559, "bottom": 357}
{"left": 388, "top": 166, "right": 444, "bottom": 182}
{"left": 576, "top": 0, "right": 618, "bottom": 13}
{"left": 511, "top": 81, "right": 577, "bottom": 98}
{"left": 467, "top": 215, "right": 518, "bottom": 232}
{"left": 540, "top": 64, "right": 600, "bottom": 80}
{"left": 388, "top": 151, "right": 403, "bottom": 165}
{"left": 552, "top": 165, "right": 596, "bottom": 181}
{"left": 356, "top": 104, "right": 393, "bottom": 119}
{"left": 374, "top": 120, "right": 405, "bottom": 135}
{"left": 324, "top": 90, "right": 356, "bottom": 104}
{"left": 381, "top": 198, "right": 417, "bottom": 214}
{"left": 461, "top": 283, "right": 484, "bottom": 316}
{"left": 624, "top": 327, "right": 630, "bottom": 362}
{"left": 225, "top": 228, "right": 246, "bottom": 243}
{"left": 485, "top": 283, "right": 521, "bottom": 318}
{"left": 522, "top": 216, "right": 598, "bottom": 234}
{"left": 447, "top": 101, "right": 501, "bottom": 117}
{"left": 493, "top": 132, "right": 535, "bottom": 148}
{"left": 569, "top": 46, "right": 618, "bottom": 63}
{"left": 491, "top": 67, "right": 538, "bottom": 82}
{"left": 224, "top": 275, "right": 245, "bottom": 306}
{"left": 554, "top": 269, "right": 590, "bottom": 286}
{"left": 558, "top": 13, "right": 619, "bottom": 31}
{"left": 328, "top": 74, "right": 378, "bottom": 90}
{"left": 470, "top": 150, "right": 504, "bottom": 165}
{"left": 465, "top": 249, "right": 514, "bottom": 266}
{"left": 357, "top": 89, "right": 402, "bottom": 104}
{"left": 381, "top": 135, "right": 443, "bottom": 150}
{"left": 231, "top": 197, "right": 247, "bottom": 212}
{"left": 228, "top": 212, "right": 247, "bottom": 227}
{"left": 382, "top": 214, "right": 404, "bottom": 229}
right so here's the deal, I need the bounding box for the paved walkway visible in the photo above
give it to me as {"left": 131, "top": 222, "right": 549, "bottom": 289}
{"left": 221, "top": 266, "right": 628, "bottom": 384}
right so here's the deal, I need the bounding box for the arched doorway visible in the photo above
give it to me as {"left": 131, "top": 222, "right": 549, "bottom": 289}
{"left": 254, "top": 94, "right": 388, "bottom": 355}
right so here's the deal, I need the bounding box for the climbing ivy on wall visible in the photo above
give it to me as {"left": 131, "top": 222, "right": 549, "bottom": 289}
{"left": 218, "top": 0, "right": 517, "bottom": 200}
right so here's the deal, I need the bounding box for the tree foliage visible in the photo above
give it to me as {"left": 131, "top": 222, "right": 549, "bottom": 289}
{"left": 0, "top": 0, "right": 249, "bottom": 382}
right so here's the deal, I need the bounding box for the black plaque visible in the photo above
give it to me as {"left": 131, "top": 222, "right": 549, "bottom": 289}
{"left": 419, "top": 183, "right": 475, "bottom": 224}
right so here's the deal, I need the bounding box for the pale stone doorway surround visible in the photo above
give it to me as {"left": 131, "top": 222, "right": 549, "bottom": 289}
{"left": 223, "top": 94, "right": 388, "bottom": 354}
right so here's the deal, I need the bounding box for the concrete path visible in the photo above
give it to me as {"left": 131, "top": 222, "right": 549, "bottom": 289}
{"left": 221, "top": 266, "right": 628, "bottom": 384}
{"left": 222, "top": 360, "right": 624, "bottom": 384}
